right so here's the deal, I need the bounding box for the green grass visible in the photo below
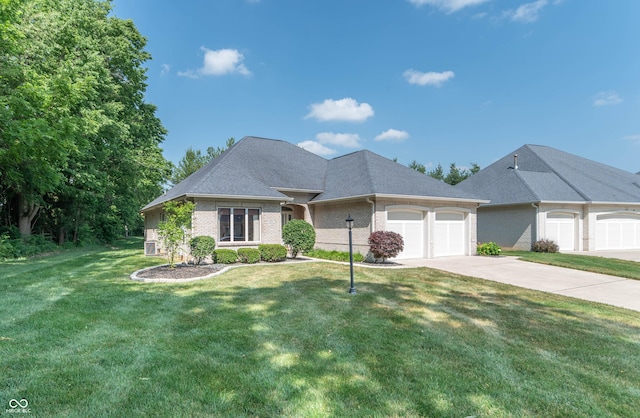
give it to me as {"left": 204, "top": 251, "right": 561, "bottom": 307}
{"left": 1, "top": 238, "right": 640, "bottom": 417}
{"left": 505, "top": 251, "right": 640, "bottom": 280}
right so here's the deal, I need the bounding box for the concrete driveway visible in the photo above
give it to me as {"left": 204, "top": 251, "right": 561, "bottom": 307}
{"left": 400, "top": 255, "right": 640, "bottom": 312}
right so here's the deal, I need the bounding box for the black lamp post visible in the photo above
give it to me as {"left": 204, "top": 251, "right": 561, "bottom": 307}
{"left": 346, "top": 214, "right": 356, "bottom": 294}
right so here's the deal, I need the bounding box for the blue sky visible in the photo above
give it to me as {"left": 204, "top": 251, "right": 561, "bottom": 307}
{"left": 111, "top": 0, "right": 640, "bottom": 173}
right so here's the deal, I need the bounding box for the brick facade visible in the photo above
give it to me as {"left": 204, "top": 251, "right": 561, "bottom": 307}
{"left": 144, "top": 196, "right": 480, "bottom": 259}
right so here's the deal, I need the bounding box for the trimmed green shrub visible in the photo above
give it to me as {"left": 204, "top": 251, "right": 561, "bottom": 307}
{"left": 189, "top": 236, "right": 216, "bottom": 265}
{"left": 305, "top": 248, "right": 365, "bottom": 263}
{"left": 477, "top": 242, "right": 501, "bottom": 256}
{"left": 238, "top": 248, "right": 261, "bottom": 264}
{"left": 258, "top": 244, "right": 287, "bottom": 262}
{"left": 213, "top": 248, "right": 238, "bottom": 264}
{"left": 282, "top": 219, "right": 316, "bottom": 258}
{"left": 368, "top": 231, "right": 404, "bottom": 262}
{"left": 532, "top": 239, "right": 559, "bottom": 253}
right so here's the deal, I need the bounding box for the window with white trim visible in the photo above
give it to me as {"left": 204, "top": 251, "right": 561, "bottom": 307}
{"left": 219, "top": 208, "right": 261, "bottom": 242}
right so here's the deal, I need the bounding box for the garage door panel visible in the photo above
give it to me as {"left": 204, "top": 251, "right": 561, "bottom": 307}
{"left": 596, "top": 214, "right": 640, "bottom": 250}
{"left": 434, "top": 213, "right": 466, "bottom": 257}
{"left": 387, "top": 212, "right": 423, "bottom": 259}
{"left": 546, "top": 218, "right": 575, "bottom": 251}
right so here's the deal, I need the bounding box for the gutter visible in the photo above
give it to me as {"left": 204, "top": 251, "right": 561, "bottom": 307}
{"left": 366, "top": 197, "right": 375, "bottom": 232}
{"left": 309, "top": 193, "right": 488, "bottom": 205}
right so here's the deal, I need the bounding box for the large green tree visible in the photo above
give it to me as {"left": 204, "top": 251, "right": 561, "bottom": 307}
{"left": 0, "top": 0, "right": 171, "bottom": 242}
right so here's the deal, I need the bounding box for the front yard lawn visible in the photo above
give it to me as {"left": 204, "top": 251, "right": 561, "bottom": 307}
{"left": 1, "top": 238, "right": 639, "bottom": 417}
{"left": 505, "top": 251, "right": 640, "bottom": 280}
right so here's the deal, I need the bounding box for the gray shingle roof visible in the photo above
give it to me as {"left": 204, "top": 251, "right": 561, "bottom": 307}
{"left": 142, "top": 137, "right": 327, "bottom": 210}
{"left": 313, "top": 150, "right": 481, "bottom": 202}
{"left": 457, "top": 144, "right": 640, "bottom": 205}
{"left": 142, "top": 136, "right": 483, "bottom": 211}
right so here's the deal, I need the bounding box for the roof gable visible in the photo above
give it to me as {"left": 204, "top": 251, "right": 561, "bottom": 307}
{"left": 313, "top": 150, "right": 481, "bottom": 202}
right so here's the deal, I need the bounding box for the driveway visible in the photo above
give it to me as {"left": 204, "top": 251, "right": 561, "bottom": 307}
{"left": 400, "top": 255, "right": 640, "bottom": 312}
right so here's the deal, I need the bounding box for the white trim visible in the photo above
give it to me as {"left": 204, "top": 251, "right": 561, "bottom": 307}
{"left": 274, "top": 187, "right": 324, "bottom": 194}
{"left": 310, "top": 194, "right": 486, "bottom": 205}
{"left": 188, "top": 193, "right": 291, "bottom": 202}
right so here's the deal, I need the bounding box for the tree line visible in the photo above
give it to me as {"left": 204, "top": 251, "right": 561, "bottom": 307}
{"left": 0, "top": 0, "right": 171, "bottom": 244}
{"left": 408, "top": 160, "right": 480, "bottom": 185}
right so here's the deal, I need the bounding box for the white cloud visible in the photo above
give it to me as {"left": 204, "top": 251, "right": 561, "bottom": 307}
{"left": 622, "top": 134, "right": 640, "bottom": 144}
{"left": 404, "top": 69, "right": 455, "bottom": 87}
{"left": 305, "top": 98, "right": 374, "bottom": 122}
{"left": 593, "top": 91, "right": 622, "bottom": 107}
{"left": 508, "top": 0, "right": 548, "bottom": 23}
{"left": 178, "top": 47, "right": 251, "bottom": 78}
{"left": 160, "top": 64, "right": 171, "bottom": 76}
{"left": 297, "top": 140, "right": 337, "bottom": 156}
{"left": 375, "top": 129, "right": 409, "bottom": 142}
{"left": 316, "top": 132, "right": 362, "bottom": 148}
{"left": 408, "top": 0, "right": 491, "bottom": 14}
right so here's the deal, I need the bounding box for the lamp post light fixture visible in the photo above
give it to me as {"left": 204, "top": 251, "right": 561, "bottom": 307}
{"left": 346, "top": 214, "right": 356, "bottom": 294}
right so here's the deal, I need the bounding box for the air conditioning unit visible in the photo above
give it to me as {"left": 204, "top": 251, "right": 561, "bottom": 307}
{"left": 145, "top": 241, "right": 157, "bottom": 255}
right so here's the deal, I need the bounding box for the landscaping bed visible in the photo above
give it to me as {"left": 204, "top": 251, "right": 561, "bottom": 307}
{"left": 135, "top": 263, "right": 226, "bottom": 280}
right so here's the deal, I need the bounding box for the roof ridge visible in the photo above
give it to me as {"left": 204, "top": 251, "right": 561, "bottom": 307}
{"left": 526, "top": 145, "right": 591, "bottom": 202}
{"left": 362, "top": 150, "right": 380, "bottom": 194}
{"left": 512, "top": 169, "right": 542, "bottom": 202}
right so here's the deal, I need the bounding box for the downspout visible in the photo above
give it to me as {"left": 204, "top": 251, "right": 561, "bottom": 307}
{"left": 531, "top": 203, "right": 539, "bottom": 245}
{"left": 366, "top": 197, "right": 375, "bottom": 233}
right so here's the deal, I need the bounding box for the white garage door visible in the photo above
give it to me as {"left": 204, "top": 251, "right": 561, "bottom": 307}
{"left": 387, "top": 211, "right": 424, "bottom": 259}
{"left": 596, "top": 213, "right": 640, "bottom": 250}
{"left": 434, "top": 212, "right": 466, "bottom": 257}
{"left": 546, "top": 213, "right": 575, "bottom": 251}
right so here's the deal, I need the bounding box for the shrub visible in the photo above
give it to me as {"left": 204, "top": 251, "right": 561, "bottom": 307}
{"left": 477, "top": 242, "right": 501, "bottom": 256}
{"left": 238, "top": 248, "right": 261, "bottom": 264}
{"left": 368, "top": 231, "right": 404, "bottom": 262}
{"left": 213, "top": 248, "right": 238, "bottom": 264}
{"left": 189, "top": 236, "right": 216, "bottom": 265}
{"left": 282, "top": 219, "right": 316, "bottom": 258}
{"left": 258, "top": 244, "right": 287, "bottom": 262}
{"left": 0, "top": 233, "right": 14, "bottom": 260}
{"left": 305, "top": 248, "right": 365, "bottom": 263}
{"left": 532, "top": 239, "right": 559, "bottom": 253}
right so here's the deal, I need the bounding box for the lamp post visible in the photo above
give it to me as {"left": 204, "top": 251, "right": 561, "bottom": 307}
{"left": 346, "top": 214, "right": 356, "bottom": 294}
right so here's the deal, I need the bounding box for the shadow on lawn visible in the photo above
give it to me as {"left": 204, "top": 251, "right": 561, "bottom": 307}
{"left": 3, "top": 247, "right": 639, "bottom": 417}
{"left": 110, "top": 266, "right": 640, "bottom": 417}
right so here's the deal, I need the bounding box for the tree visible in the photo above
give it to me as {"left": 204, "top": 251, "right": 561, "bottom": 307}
{"left": 171, "top": 137, "right": 235, "bottom": 185}
{"left": 0, "top": 0, "right": 171, "bottom": 242}
{"left": 427, "top": 164, "right": 445, "bottom": 181}
{"left": 170, "top": 147, "right": 209, "bottom": 185}
{"left": 408, "top": 160, "right": 426, "bottom": 174}
{"left": 412, "top": 162, "right": 481, "bottom": 185}
{"left": 282, "top": 219, "right": 316, "bottom": 258}
{"left": 157, "top": 201, "right": 195, "bottom": 267}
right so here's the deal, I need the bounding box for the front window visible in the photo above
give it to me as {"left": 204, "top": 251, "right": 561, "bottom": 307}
{"left": 219, "top": 208, "right": 261, "bottom": 242}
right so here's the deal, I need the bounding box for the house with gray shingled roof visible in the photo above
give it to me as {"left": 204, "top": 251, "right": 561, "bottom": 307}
{"left": 457, "top": 144, "right": 640, "bottom": 251}
{"left": 142, "top": 136, "right": 486, "bottom": 259}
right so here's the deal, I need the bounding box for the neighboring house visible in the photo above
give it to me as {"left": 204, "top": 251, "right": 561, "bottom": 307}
{"left": 457, "top": 144, "right": 640, "bottom": 251}
{"left": 142, "top": 136, "right": 486, "bottom": 259}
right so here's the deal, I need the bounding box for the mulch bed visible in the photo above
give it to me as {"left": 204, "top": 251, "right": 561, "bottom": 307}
{"left": 136, "top": 263, "right": 226, "bottom": 280}
{"left": 135, "top": 257, "right": 404, "bottom": 281}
